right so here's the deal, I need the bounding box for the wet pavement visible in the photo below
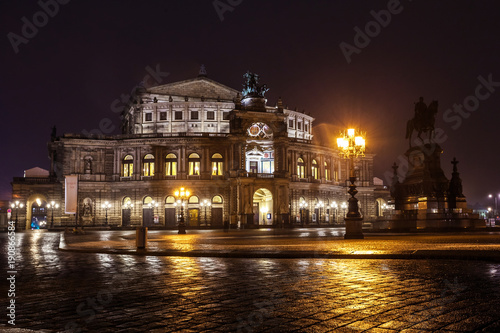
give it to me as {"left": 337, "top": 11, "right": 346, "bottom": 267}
{"left": 2, "top": 230, "right": 500, "bottom": 332}
{"left": 61, "top": 228, "right": 500, "bottom": 260}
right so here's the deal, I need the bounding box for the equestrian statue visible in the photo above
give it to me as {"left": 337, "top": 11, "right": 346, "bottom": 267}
{"left": 405, "top": 97, "right": 438, "bottom": 148}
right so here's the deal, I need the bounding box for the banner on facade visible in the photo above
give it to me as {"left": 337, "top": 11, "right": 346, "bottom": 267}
{"left": 65, "top": 175, "right": 78, "bottom": 214}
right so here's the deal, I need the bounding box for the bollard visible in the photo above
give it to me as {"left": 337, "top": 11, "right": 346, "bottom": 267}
{"left": 136, "top": 226, "right": 147, "bottom": 249}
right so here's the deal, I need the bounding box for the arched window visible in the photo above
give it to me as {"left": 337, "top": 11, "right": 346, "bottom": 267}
{"left": 143, "top": 154, "right": 155, "bottom": 176}
{"left": 324, "top": 161, "right": 330, "bottom": 180}
{"left": 123, "top": 197, "right": 132, "bottom": 206}
{"left": 312, "top": 159, "right": 319, "bottom": 180}
{"left": 122, "top": 155, "right": 134, "bottom": 177}
{"left": 188, "top": 153, "right": 201, "bottom": 175}
{"left": 143, "top": 196, "right": 153, "bottom": 205}
{"left": 165, "top": 196, "right": 176, "bottom": 204}
{"left": 165, "top": 153, "right": 177, "bottom": 176}
{"left": 297, "top": 158, "right": 305, "bottom": 178}
{"left": 211, "top": 153, "right": 223, "bottom": 176}
{"left": 212, "top": 195, "right": 223, "bottom": 204}
{"left": 188, "top": 196, "right": 199, "bottom": 204}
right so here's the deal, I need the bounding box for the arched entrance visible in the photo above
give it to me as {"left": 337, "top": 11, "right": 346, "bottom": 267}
{"left": 29, "top": 197, "right": 48, "bottom": 229}
{"left": 253, "top": 188, "right": 273, "bottom": 225}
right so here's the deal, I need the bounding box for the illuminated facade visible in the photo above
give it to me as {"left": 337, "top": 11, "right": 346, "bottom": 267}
{"left": 11, "top": 73, "right": 386, "bottom": 229}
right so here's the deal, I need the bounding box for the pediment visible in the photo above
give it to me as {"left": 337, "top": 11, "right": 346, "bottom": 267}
{"left": 147, "top": 77, "right": 239, "bottom": 101}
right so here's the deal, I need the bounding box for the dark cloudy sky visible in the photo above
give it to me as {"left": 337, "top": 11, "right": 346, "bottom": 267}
{"left": 1, "top": 0, "right": 499, "bottom": 206}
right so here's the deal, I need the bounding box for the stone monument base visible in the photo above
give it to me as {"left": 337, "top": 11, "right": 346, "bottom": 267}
{"left": 373, "top": 209, "right": 485, "bottom": 231}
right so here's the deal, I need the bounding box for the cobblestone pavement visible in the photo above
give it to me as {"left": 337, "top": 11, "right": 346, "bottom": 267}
{"left": 2, "top": 231, "right": 500, "bottom": 332}
{"left": 62, "top": 229, "right": 500, "bottom": 260}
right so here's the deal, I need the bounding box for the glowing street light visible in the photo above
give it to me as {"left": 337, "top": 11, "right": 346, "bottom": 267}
{"left": 46, "top": 201, "right": 59, "bottom": 228}
{"left": 299, "top": 200, "right": 308, "bottom": 226}
{"left": 337, "top": 128, "right": 366, "bottom": 239}
{"left": 102, "top": 201, "right": 111, "bottom": 226}
{"left": 200, "top": 199, "right": 211, "bottom": 227}
{"left": 174, "top": 187, "right": 190, "bottom": 234}
{"left": 11, "top": 200, "right": 24, "bottom": 231}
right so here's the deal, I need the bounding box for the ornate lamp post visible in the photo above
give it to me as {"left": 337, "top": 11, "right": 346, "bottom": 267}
{"left": 148, "top": 200, "right": 159, "bottom": 224}
{"left": 46, "top": 201, "right": 59, "bottom": 228}
{"left": 200, "top": 199, "right": 211, "bottom": 227}
{"left": 299, "top": 200, "right": 308, "bottom": 227}
{"left": 102, "top": 201, "right": 111, "bottom": 226}
{"left": 331, "top": 201, "right": 338, "bottom": 224}
{"left": 11, "top": 201, "right": 24, "bottom": 231}
{"left": 316, "top": 201, "right": 324, "bottom": 225}
{"left": 174, "top": 187, "right": 190, "bottom": 234}
{"left": 337, "top": 128, "right": 366, "bottom": 239}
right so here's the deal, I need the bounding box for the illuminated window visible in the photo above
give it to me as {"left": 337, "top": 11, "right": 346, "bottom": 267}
{"left": 122, "top": 155, "right": 134, "bottom": 177}
{"left": 325, "top": 161, "right": 330, "bottom": 180}
{"left": 312, "top": 159, "right": 319, "bottom": 179}
{"left": 212, "top": 195, "right": 223, "bottom": 204}
{"left": 211, "top": 153, "right": 223, "bottom": 176}
{"left": 297, "top": 158, "right": 305, "bottom": 178}
{"left": 165, "top": 153, "right": 177, "bottom": 176}
{"left": 188, "top": 153, "right": 201, "bottom": 175}
{"left": 143, "top": 154, "right": 155, "bottom": 176}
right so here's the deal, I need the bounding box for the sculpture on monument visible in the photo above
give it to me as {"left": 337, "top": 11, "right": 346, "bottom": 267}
{"left": 242, "top": 72, "right": 269, "bottom": 98}
{"left": 405, "top": 97, "right": 438, "bottom": 147}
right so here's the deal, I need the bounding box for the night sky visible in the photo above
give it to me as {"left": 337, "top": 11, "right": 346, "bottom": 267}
{"left": 1, "top": 0, "right": 499, "bottom": 206}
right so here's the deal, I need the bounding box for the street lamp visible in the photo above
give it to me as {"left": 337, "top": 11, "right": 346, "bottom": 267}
{"left": 330, "top": 201, "right": 338, "bottom": 224}
{"left": 10, "top": 200, "right": 24, "bottom": 231}
{"left": 340, "top": 201, "right": 348, "bottom": 224}
{"left": 148, "top": 200, "right": 159, "bottom": 224}
{"left": 299, "top": 200, "right": 308, "bottom": 226}
{"left": 337, "top": 128, "right": 366, "bottom": 239}
{"left": 46, "top": 201, "right": 59, "bottom": 228}
{"left": 488, "top": 194, "right": 499, "bottom": 216}
{"left": 174, "top": 187, "right": 190, "bottom": 234}
{"left": 200, "top": 199, "right": 211, "bottom": 227}
{"left": 102, "top": 201, "right": 111, "bottom": 226}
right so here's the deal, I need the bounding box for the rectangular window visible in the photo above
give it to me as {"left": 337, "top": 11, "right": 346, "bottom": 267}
{"left": 262, "top": 161, "right": 274, "bottom": 174}
{"left": 305, "top": 123, "right": 309, "bottom": 132}
{"left": 166, "top": 161, "right": 177, "bottom": 176}
{"left": 325, "top": 168, "right": 330, "bottom": 181}
{"left": 249, "top": 161, "right": 258, "bottom": 173}
{"left": 175, "top": 111, "right": 183, "bottom": 120}
{"left": 223, "top": 112, "right": 230, "bottom": 120}
{"left": 297, "top": 165, "right": 305, "bottom": 178}
{"left": 289, "top": 119, "right": 294, "bottom": 128}
{"left": 207, "top": 111, "right": 215, "bottom": 120}
{"left": 191, "top": 111, "right": 199, "bottom": 120}
{"left": 212, "top": 162, "right": 223, "bottom": 175}
{"left": 189, "top": 162, "right": 200, "bottom": 175}
{"left": 160, "top": 112, "right": 167, "bottom": 120}
{"left": 297, "top": 122, "right": 302, "bottom": 130}
{"left": 123, "top": 163, "right": 133, "bottom": 177}
{"left": 145, "top": 113, "right": 152, "bottom": 121}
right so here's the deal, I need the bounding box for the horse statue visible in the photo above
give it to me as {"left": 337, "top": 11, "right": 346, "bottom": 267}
{"left": 405, "top": 98, "right": 438, "bottom": 147}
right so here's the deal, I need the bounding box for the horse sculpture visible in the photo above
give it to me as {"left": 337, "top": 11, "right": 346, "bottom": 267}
{"left": 405, "top": 99, "right": 438, "bottom": 148}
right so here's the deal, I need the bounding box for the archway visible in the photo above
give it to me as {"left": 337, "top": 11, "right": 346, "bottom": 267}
{"left": 253, "top": 188, "right": 273, "bottom": 225}
{"left": 26, "top": 195, "right": 48, "bottom": 229}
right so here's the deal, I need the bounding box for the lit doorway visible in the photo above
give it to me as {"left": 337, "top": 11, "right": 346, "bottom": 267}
{"left": 253, "top": 188, "right": 273, "bottom": 225}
